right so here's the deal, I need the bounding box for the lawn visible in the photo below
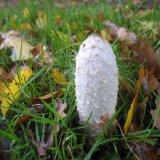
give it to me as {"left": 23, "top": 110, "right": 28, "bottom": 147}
{"left": 0, "top": 0, "right": 160, "bottom": 159}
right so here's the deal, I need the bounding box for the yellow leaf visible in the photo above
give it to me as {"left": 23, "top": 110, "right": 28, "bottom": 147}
{"left": 100, "top": 30, "right": 113, "bottom": 41}
{"left": 52, "top": 70, "right": 67, "bottom": 85}
{"left": 101, "top": 30, "right": 106, "bottom": 39}
{"left": 124, "top": 66, "right": 145, "bottom": 133}
{"left": 23, "top": 8, "right": 30, "bottom": 18}
{"left": 0, "top": 68, "right": 32, "bottom": 116}
{"left": 0, "top": 82, "right": 7, "bottom": 101}
{"left": 53, "top": 15, "right": 62, "bottom": 23}
{"left": 20, "top": 23, "right": 32, "bottom": 30}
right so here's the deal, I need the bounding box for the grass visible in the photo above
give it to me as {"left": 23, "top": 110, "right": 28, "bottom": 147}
{"left": 0, "top": 0, "right": 160, "bottom": 159}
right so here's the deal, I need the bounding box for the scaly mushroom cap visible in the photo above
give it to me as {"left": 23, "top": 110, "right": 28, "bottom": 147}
{"left": 75, "top": 34, "right": 118, "bottom": 137}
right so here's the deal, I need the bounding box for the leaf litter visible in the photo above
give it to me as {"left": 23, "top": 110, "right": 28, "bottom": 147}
{"left": 0, "top": 3, "right": 160, "bottom": 159}
{"left": 104, "top": 19, "right": 160, "bottom": 159}
{"left": 31, "top": 99, "right": 67, "bottom": 156}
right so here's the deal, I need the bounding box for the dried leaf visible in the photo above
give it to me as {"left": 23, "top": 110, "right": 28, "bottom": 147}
{"left": 16, "top": 115, "right": 31, "bottom": 125}
{"left": 130, "top": 141, "right": 160, "bottom": 160}
{"left": 31, "top": 99, "right": 67, "bottom": 157}
{"left": 150, "top": 87, "right": 160, "bottom": 129}
{"left": 16, "top": 90, "right": 63, "bottom": 124}
{"left": 0, "top": 66, "right": 32, "bottom": 116}
{"left": 52, "top": 70, "right": 67, "bottom": 85}
{"left": 32, "top": 140, "right": 47, "bottom": 157}
{"left": 133, "top": 43, "right": 160, "bottom": 77}
{"left": 124, "top": 67, "right": 145, "bottom": 133}
{"left": 31, "top": 43, "right": 53, "bottom": 64}
{"left": 0, "top": 67, "right": 13, "bottom": 82}
{"left": 31, "top": 89, "right": 63, "bottom": 104}
{"left": 53, "top": 15, "right": 62, "bottom": 24}
{"left": 31, "top": 43, "right": 43, "bottom": 57}
{"left": 0, "top": 31, "right": 33, "bottom": 61}
{"left": 56, "top": 99, "right": 67, "bottom": 118}
{"left": 16, "top": 105, "right": 45, "bottom": 125}
{"left": 20, "top": 23, "right": 32, "bottom": 30}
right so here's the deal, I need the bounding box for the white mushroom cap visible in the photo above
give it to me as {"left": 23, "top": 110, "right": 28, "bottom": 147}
{"left": 75, "top": 34, "right": 118, "bottom": 137}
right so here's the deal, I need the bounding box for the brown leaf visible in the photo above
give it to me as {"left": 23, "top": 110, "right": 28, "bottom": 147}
{"left": 55, "top": 99, "right": 67, "bottom": 118}
{"left": 32, "top": 140, "right": 47, "bottom": 157}
{"left": 132, "top": 43, "right": 160, "bottom": 77}
{"left": 31, "top": 125, "right": 59, "bottom": 156}
{"left": 130, "top": 141, "right": 160, "bottom": 160}
{"left": 31, "top": 99, "right": 67, "bottom": 157}
{"left": 150, "top": 86, "right": 160, "bottom": 129}
{"left": 16, "top": 115, "right": 31, "bottom": 125}
{"left": 16, "top": 105, "right": 45, "bottom": 125}
{"left": 16, "top": 90, "right": 63, "bottom": 124}
{"left": 31, "top": 43, "right": 52, "bottom": 64}
{"left": 31, "top": 89, "right": 63, "bottom": 104}
{"left": 31, "top": 43, "right": 43, "bottom": 57}
{"left": 0, "top": 67, "right": 13, "bottom": 82}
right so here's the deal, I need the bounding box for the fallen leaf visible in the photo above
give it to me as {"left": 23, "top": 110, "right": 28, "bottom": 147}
{"left": 0, "top": 31, "right": 33, "bottom": 61}
{"left": 150, "top": 86, "right": 160, "bottom": 129}
{"left": 20, "top": 23, "right": 32, "bottom": 30}
{"left": 133, "top": 43, "right": 160, "bottom": 77}
{"left": 16, "top": 105, "right": 45, "bottom": 125}
{"left": 31, "top": 99, "right": 67, "bottom": 157}
{"left": 124, "top": 66, "right": 145, "bottom": 133}
{"left": 31, "top": 43, "right": 43, "bottom": 57}
{"left": 55, "top": 99, "right": 67, "bottom": 118}
{"left": 0, "top": 67, "right": 13, "bottom": 82}
{"left": 31, "top": 90, "right": 63, "bottom": 104}
{"left": 53, "top": 15, "right": 62, "bottom": 24}
{"left": 16, "top": 90, "right": 63, "bottom": 124}
{"left": 142, "top": 69, "right": 159, "bottom": 96}
{"left": 52, "top": 70, "right": 67, "bottom": 85}
{"left": 31, "top": 43, "right": 53, "bottom": 64}
{"left": 0, "top": 82, "right": 7, "bottom": 102}
{"left": 130, "top": 141, "right": 160, "bottom": 160}
{"left": 0, "top": 66, "right": 33, "bottom": 116}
